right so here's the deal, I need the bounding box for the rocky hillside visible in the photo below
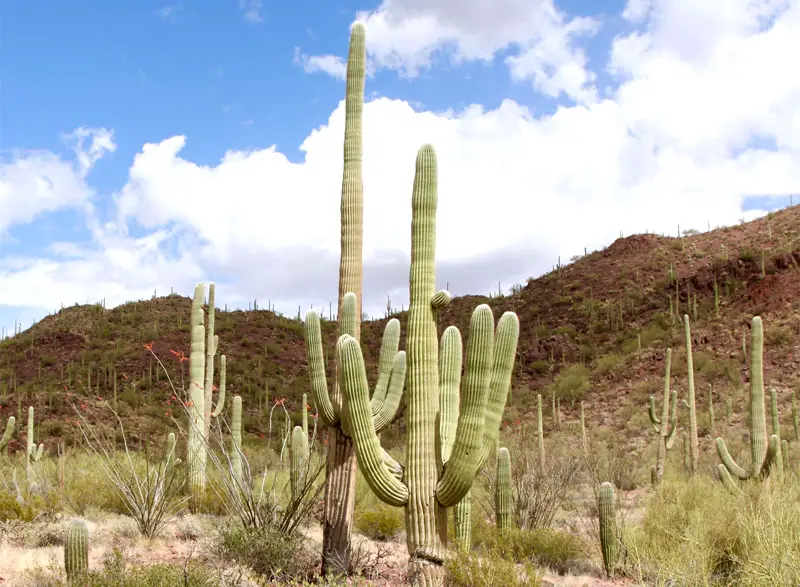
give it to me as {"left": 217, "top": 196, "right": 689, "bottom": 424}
{"left": 1, "top": 205, "right": 798, "bottom": 454}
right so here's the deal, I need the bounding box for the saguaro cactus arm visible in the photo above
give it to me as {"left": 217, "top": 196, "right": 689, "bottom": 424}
{"left": 338, "top": 335, "right": 409, "bottom": 506}
{"left": 211, "top": 354, "right": 227, "bottom": 418}
{"left": 373, "top": 351, "right": 407, "bottom": 433}
{"left": 495, "top": 447, "right": 512, "bottom": 531}
{"left": 0, "top": 416, "right": 15, "bottom": 452}
{"left": 439, "top": 326, "right": 463, "bottom": 464}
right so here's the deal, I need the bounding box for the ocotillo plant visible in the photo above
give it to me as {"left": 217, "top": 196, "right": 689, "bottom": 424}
{"left": 716, "top": 316, "right": 779, "bottom": 493}
{"left": 682, "top": 315, "right": 699, "bottom": 475}
{"left": 1, "top": 416, "right": 14, "bottom": 455}
{"left": 495, "top": 447, "right": 512, "bottom": 532}
{"left": 338, "top": 144, "right": 520, "bottom": 585}
{"left": 769, "top": 387, "right": 784, "bottom": 476}
{"left": 64, "top": 519, "right": 89, "bottom": 580}
{"left": 26, "top": 406, "right": 43, "bottom": 488}
{"left": 648, "top": 348, "right": 676, "bottom": 485}
{"left": 301, "top": 23, "right": 384, "bottom": 573}
{"left": 598, "top": 482, "right": 618, "bottom": 579}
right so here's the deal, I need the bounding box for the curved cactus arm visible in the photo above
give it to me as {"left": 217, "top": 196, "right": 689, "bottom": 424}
{"left": 369, "top": 318, "right": 401, "bottom": 412}
{"left": 665, "top": 390, "right": 678, "bottom": 449}
{"left": 381, "top": 447, "right": 404, "bottom": 482}
{"left": 34, "top": 443, "right": 44, "bottom": 461}
{"left": 373, "top": 351, "right": 407, "bottom": 433}
{"left": 648, "top": 396, "right": 661, "bottom": 432}
{"left": 758, "top": 434, "right": 779, "bottom": 478}
{"left": 716, "top": 437, "right": 751, "bottom": 480}
{"left": 439, "top": 326, "right": 463, "bottom": 465}
{"left": 211, "top": 354, "right": 227, "bottom": 418}
{"left": 0, "top": 416, "right": 15, "bottom": 451}
{"left": 475, "top": 312, "right": 521, "bottom": 472}
{"left": 304, "top": 310, "right": 339, "bottom": 427}
{"left": 338, "top": 334, "right": 409, "bottom": 507}
{"left": 717, "top": 464, "right": 742, "bottom": 495}
{"left": 435, "top": 305, "right": 494, "bottom": 508}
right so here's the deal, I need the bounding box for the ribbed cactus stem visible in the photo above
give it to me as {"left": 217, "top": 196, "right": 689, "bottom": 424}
{"left": 188, "top": 284, "right": 207, "bottom": 507}
{"left": 648, "top": 349, "right": 676, "bottom": 485}
{"left": 301, "top": 392, "right": 309, "bottom": 437}
{"left": 204, "top": 283, "right": 217, "bottom": 437}
{"left": 537, "top": 394, "right": 545, "bottom": 469}
{"left": 598, "top": 482, "right": 617, "bottom": 578}
{"left": 684, "top": 316, "right": 699, "bottom": 475}
{"left": 495, "top": 447, "right": 512, "bottom": 532}
{"left": 231, "top": 395, "right": 243, "bottom": 484}
{"left": 163, "top": 432, "right": 177, "bottom": 479}
{"left": 716, "top": 316, "right": 779, "bottom": 491}
{"left": 726, "top": 394, "right": 733, "bottom": 426}
{"left": 792, "top": 391, "right": 799, "bottom": 440}
{"left": 770, "top": 387, "right": 783, "bottom": 475}
{"left": 26, "top": 406, "right": 43, "bottom": 487}
{"left": 212, "top": 354, "right": 226, "bottom": 418}
{"left": 0, "top": 416, "right": 15, "bottom": 453}
{"left": 290, "top": 425, "right": 309, "bottom": 502}
{"left": 64, "top": 519, "right": 89, "bottom": 579}
{"left": 453, "top": 493, "right": 471, "bottom": 551}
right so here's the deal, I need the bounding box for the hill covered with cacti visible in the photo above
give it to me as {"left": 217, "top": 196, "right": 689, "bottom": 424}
{"left": 0, "top": 203, "right": 798, "bottom": 456}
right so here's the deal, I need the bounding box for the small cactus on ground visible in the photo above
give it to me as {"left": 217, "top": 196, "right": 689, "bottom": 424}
{"left": 495, "top": 447, "right": 512, "bottom": 532}
{"left": 598, "top": 482, "right": 618, "bottom": 578}
{"left": 64, "top": 519, "right": 89, "bottom": 580}
{"left": 648, "top": 348, "right": 677, "bottom": 485}
{"left": 716, "top": 316, "right": 779, "bottom": 493}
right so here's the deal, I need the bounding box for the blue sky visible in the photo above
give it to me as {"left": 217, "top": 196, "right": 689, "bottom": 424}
{"left": 1, "top": 0, "right": 798, "bottom": 337}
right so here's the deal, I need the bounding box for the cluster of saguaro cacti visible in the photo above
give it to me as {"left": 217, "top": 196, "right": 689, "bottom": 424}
{"left": 495, "top": 447, "right": 512, "bottom": 532}
{"left": 598, "top": 482, "right": 618, "bottom": 578}
{"left": 1, "top": 416, "right": 15, "bottom": 454}
{"left": 648, "top": 348, "right": 677, "bottom": 485}
{"left": 27, "top": 406, "right": 44, "bottom": 488}
{"left": 187, "top": 283, "right": 227, "bottom": 508}
{"left": 64, "top": 519, "right": 89, "bottom": 580}
{"left": 338, "top": 145, "right": 520, "bottom": 586}
{"left": 716, "top": 316, "right": 779, "bottom": 493}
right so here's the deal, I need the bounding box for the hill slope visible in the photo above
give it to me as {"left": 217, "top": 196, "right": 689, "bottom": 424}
{"left": 1, "top": 205, "right": 798, "bottom": 454}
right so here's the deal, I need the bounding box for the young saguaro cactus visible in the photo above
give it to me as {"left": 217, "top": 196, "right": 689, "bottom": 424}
{"left": 716, "top": 316, "right": 779, "bottom": 493}
{"left": 338, "top": 145, "right": 520, "bottom": 586}
{"left": 64, "top": 519, "right": 89, "bottom": 580}
{"left": 26, "top": 406, "right": 44, "bottom": 487}
{"left": 648, "top": 348, "right": 677, "bottom": 485}
{"left": 0, "top": 416, "right": 15, "bottom": 454}
{"left": 495, "top": 447, "right": 512, "bottom": 532}
{"left": 598, "top": 482, "right": 618, "bottom": 578}
{"left": 231, "top": 395, "right": 243, "bottom": 485}
{"left": 769, "top": 387, "right": 783, "bottom": 476}
{"left": 290, "top": 425, "right": 309, "bottom": 502}
{"left": 683, "top": 315, "right": 699, "bottom": 475}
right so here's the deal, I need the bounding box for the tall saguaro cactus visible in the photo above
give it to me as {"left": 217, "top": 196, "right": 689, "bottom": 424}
{"left": 683, "top": 315, "right": 699, "bottom": 475}
{"left": 302, "top": 22, "right": 406, "bottom": 574}
{"left": 0, "top": 416, "right": 15, "bottom": 454}
{"left": 26, "top": 406, "right": 43, "bottom": 487}
{"left": 648, "top": 348, "right": 677, "bottom": 485}
{"left": 338, "top": 145, "right": 520, "bottom": 586}
{"left": 716, "top": 316, "right": 779, "bottom": 492}
{"left": 495, "top": 447, "right": 512, "bottom": 532}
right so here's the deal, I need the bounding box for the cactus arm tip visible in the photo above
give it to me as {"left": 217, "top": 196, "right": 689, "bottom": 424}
{"left": 304, "top": 309, "right": 340, "bottom": 427}
{"left": 373, "top": 350, "right": 407, "bottom": 433}
{"left": 715, "top": 437, "right": 750, "bottom": 480}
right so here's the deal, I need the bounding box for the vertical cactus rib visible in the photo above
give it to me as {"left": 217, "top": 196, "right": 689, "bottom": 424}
{"left": 373, "top": 351, "right": 407, "bottom": 433}
{"left": 231, "top": 395, "right": 243, "bottom": 484}
{"left": 338, "top": 335, "right": 409, "bottom": 506}
{"left": 439, "top": 326, "right": 463, "bottom": 465}
{"left": 537, "top": 394, "right": 545, "bottom": 469}
{"left": 370, "top": 318, "right": 402, "bottom": 412}
{"left": 188, "top": 283, "right": 207, "bottom": 503}
{"left": 495, "top": 447, "right": 512, "bottom": 532}
{"left": 204, "top": 283, "right": 217, "bottom": 437}
{"left": 598, "top": 482, "right": 617, "bottom": 578}
{"left": 683, "top": 315, "right": 699, "bottom": 475}
{"left": 290, "top": 425, "right": 309, "bottom": 501}
{"left": 64, "top": 519, "right": 89, "bottom": 579}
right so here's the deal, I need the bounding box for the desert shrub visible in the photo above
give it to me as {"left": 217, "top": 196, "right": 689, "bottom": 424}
{"left": 593, "top": 353, "right": 627, "bottom": 377}
{"left": 765, "top": 325, "right": 793, "bottom": 347}
{"left": 547, "top": 364, "right": 591, "bottom": 401}
{"left": 444, "top": 549, "right": 539, "bottom": 587}
{"left": 531, "top": 359, "right": 550, "bottom": 374}
{"left": 355, "top": 501, "right": 404, "bottom": 541}
{"left": 216, "top": 524, "right": 317, "bottom": 582}
{"left": 473, "top": 525, "right": 587, "bottom": 575}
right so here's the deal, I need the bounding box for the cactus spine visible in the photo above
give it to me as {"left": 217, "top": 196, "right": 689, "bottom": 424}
{"left": 598, "top": 482, "right": 617, "bottom": 578}
{"left": 64, "top": 519, "right": 89, "bottom": 580}
{"left": 495, "top": 447, "right": 512, "bottom": 532}
{"left": 648, "top": 348, "right": 677, "bottom": 485}
{"left": 716, "top": 316, "right": 779, "bottom": 492}
{"left": 683, "top": 315, "right": 699, "bottom": 475}
{"left": 338, "top": 145, "right": 520, "bottom": 586}
{"left": 0, "top": 416, "right": 14, "bottom": 454}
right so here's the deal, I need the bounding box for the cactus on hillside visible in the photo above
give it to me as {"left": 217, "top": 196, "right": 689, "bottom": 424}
{"left": 648, "top": 348, "right": 677, "bottom": 485}
{"left": 598, "top": 482, "right": 618, "bottom": 578}
{"left": 537, "top": 394, "right": 546, "bottom": 469}
{"left": 26, "top": 406, "right": 43, "bottom": 488}
{"left": 682, "top": 315, "right": 700, "bottom": 475}
{"left": 1, "top": 416, "right": 15, "bottom": 454}
{"left": 716, "top": 316, "right": 779, "bottom": 493}
{"left": 579, "top": 401, "right": 587, "bottom": 447}
{"left": 495, "top": 447, "right": 512, "bottom": 532}
{"left": 338, "top": 145, "right": 520, "bottom": 585}
{"left": 64, "top": 519, "right": 89, "bottom": 580}
{"left": 231, "top": 395, "right": 243, "bottom": 485}
{"left": 290, "top": 425, "right": 309, "bottom": 502}
{"left": 769, "top": 387, "right": 783, "bottom": 476}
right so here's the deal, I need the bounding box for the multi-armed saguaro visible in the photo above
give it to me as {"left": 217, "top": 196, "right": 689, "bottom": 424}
{"left": 648, "top": 348, "right": 676, "bottom": 485}
{"left": 338, "top": 145, "right": 520, "bottom": 586}
{"left": 303, "top": 22, "right": 408, "bottom": 573}
{"left": 187, "top": 283, "right": 226, "bottom": 507}
{"left": 716, "top": 316, "right": 779, "bottom": 493}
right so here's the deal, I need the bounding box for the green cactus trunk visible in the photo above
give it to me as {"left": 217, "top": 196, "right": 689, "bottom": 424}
{"left": 537, "top": 394, "right": 545, "bottom": 470}
{"left": 648, "top": 348, "right": 676, "bottom": 485}
{"left": 337, "top": 145, "right": 520, "bottom": 586}
{"left": 495, "top": 447, "right": 512, "bottom": 532}
{"left": 708, "top": 384, "right": 715, "bottom": 432}
{"left": 598, "top": 482, "right": 617, "bottom": 578}
{"left": 0, "top": 416, "right": 15, "bottom": 454}
{"left": 231, "top": 395, "right": 243, "bottom": 485}
{"left": 453, "top": 493, "right": 471, "bottom": 551}
{"left": 188, "top": 285, "right": 207, "bottom": 508}
{"left": 26, "top": 406, "right": 43, "bottom": 488}
{"left": 203, "top": 284, "right": 217, "bottom": 441}
{"left": 290, "top": 425, "right": 309, "bottom": 502}
{"left": 683, "top": 316, "right": 699, "bottom": 475}
{"left": 64, "top": 519, "right": 89, "bottom": 580}
{"left": 770, "top": 387, "right": 783, "bottom": 476}
{"left": 716, "top": 316, "right": 779, "bottom": 492}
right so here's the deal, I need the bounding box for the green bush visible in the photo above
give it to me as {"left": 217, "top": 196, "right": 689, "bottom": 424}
{"left": 216, "top": 524, "right": 317, "bottom": 582}
{"left": 473, "top": 524, "right": 587, "bottom": 575}
{"left": 355, "top": 501, "right": 404, "bottom": 542}
{"left": 444, "top": 549, "right": 539, "bottom": 587}
{"left": 548, "top": 364, "right": 591, "bottom": 401}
